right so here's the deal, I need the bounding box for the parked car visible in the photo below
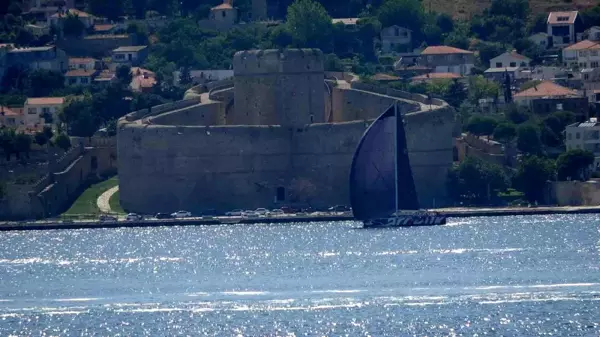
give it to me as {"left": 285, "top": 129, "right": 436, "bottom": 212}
{"left": 255, "top": 208, "right": 268, "bottom": 216}
{"left": 328, "top": 205, "right": 350, "bottom": 213}
{"left": 226, "top": 209, "right": 243, "bottom": 216}
{"left": 243, "top": 211, "right": 259, "bottom": 218}
{"left": 171, "top": 210, "right": 192, "bottom": 218}
{"left": 99, "top": 214, "right": 118, "bottom": 222}
{"left": 126, "top": 213, "right": 142, "bottom": 221}
{"left": 279, "top": 206, "right": 299, "bottom": 214}
{"left": 269, "top": 209, "right": 284, "bottom": 216}
{"left": 155, "top": 213, "right": 173, "bottom": 220}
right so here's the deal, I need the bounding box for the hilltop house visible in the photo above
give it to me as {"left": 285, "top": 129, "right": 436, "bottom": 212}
{"left": 380, "top": 25, "right": 412, "bottom": 53}
{"left": 130, "top": 67, "right": 157, "bottom": 93}
{"left": 489, "top": 51, "right": 530, "bottom": 69}
{"left": 209, "top": 0, "right": 238, "bottom": 29}
{"left": 565, "top": 117, "right": 600, "bottom": 169}
{"left": 562, "top": 40, "right": 600, "bottom": 70}
{"left": 0, "top": 106, "right": 24, "bottom": 129}
{"left": 48, "top": 8, "right": 94, "bottom": 29}
{"left": 547, "top": 11, "right": 584, "bottom": 48}
{"left": 514, "top": 81, "right": 587, "bottom": 117}
{"left": 68, "top": 57, "right": 97, "bottom": 71}
{"left": 65, "top": 69, "right": 98, "bottom": 86}
{"left": 112, "top": 46, "right": 148, "bottom": 66}
{"left": 3, "top": 45, "right": 68, "bottom": 73}
{"left": 24, "top": 97, "right": 65, "bottom": 126}
{"left": 528, "top": 32, "right": 550, "bottom": 49}
{"left": 418, "top": 45, "right": 475, "bottom": 75}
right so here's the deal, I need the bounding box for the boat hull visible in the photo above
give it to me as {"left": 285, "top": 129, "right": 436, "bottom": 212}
{"left": 363, "top": 214, "right": 447, "bottom": 228}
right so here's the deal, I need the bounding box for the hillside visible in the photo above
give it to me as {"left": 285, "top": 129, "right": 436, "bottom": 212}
{"left": 422, "top": 0, "right": 597, "bottom": 20}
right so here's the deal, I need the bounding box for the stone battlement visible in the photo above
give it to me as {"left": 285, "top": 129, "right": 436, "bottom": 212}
{"left": 233, "top": 49, "right": 324, "bottom": 75}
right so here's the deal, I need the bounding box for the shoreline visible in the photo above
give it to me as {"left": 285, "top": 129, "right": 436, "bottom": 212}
{"left": 1, "top": 205, "right": 600, "bottom": 231}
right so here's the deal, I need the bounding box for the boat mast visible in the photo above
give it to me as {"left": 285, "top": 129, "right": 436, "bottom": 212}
{"left": 394, "top": 102, "right": 399, "bottom": 215}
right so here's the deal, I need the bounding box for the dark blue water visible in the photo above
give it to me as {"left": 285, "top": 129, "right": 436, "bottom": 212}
{"left": 0, "top": 215, "right": 599, "bottom": 336}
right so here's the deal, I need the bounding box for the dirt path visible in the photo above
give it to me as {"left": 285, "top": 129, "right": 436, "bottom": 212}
{"left": 97, "top": 186, "right": 119, "bottom": 213}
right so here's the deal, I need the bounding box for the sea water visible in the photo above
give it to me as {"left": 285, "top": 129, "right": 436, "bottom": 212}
{"left": 0, "top": 215, "right": 598, "bottom": 335}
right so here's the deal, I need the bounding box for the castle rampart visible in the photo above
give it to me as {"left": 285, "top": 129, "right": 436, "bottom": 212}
{"left": 117, "top": 49, "right": 456, "bottom": 214}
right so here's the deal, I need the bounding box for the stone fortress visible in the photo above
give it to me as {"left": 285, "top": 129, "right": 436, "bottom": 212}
{"left": 117, "top": 49, "right": 456, "bottom": 214}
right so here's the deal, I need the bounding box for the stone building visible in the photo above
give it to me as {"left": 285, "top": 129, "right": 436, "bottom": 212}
{"left": 117, "top": 49, "right": 456, "bottom": 214}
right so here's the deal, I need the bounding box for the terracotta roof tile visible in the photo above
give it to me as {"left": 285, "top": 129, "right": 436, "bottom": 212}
{"left": 508, "top": 51, "right": 530, "bottom": 61}
{"left": 547, "top": 11, "right": 578, "bottom": 25}
{"left": 211, "top": 0, "right": 233, "bottom": 10}
{"left": 514, "top": 81, "right": 579, "bottom": 98}
{"left": 51, "top": 8, "right": 91, "bottom": 18}
{"left": 26, "top": 97, "right": 65, "bottom": 105}
{"left": 65, "top": 69, "right": 96, "bottom": 77}
{"left": 0, "top": 106, "right": 21, "bottom": 116}
{"left": 411, "top": 72, "right": 462, "bottom": 80}
{"left": 69, "top": 57, "right": 96, "bottom": 64}
{"left": 93, "top": 24, "right": 115, "bottom": 32}
{"left": 564, "top": 39, "right": 600, "bottom": 51}
{"left": 421, "top": 45, "right": 473, "bottom": 55}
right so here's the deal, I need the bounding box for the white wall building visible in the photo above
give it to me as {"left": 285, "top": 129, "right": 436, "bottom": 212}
{"left": 528, "top": 32, "right": 550, "bottom": 49}
{"left": 68, "top": 57, "right": 96, "bottom": 71}
{"left": 24, "top": 97, "right": 65, "bottom": 126}
{"left": 381, "top": 25, "right": 412, "bottom": 53}
{"left": 489, "top": 51, "right": 531, "bottom": 69}
{"left": 209, "top": 0, "right": 237, "bottom": 29}
{"left": 547, "top": 11, "right": 581, "bottom": 48}
{"left": 566, "top": 118, "right": 600, "bottom": 169}
{"left": 562, "top": 40, "right": 600, "bottom": 70}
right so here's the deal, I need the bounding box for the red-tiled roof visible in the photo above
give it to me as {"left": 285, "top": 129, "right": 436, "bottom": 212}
{"left": 211, "top": 0, "right": 233, "bottom": 10}
{"left": 514, "top": 81, "right": 579, "bottom": 98}
{"left": 50, "top": 8, "right": 91, "bottom": 18}
{"left": 131, "top": 67, "right": 155, "bottom": 77}
{"left": 133, "top": 75, "right": 157, "bottom": 88}
{"left": 547, "top": 11, "right": 578, "bottom": 25}
{"left": 411, "top": 72, "right": 462, "bottom": 80}
{"left": 93, "top": 24, "right": 115, "bottom": 32}
{"left": 65, "top": 69, "right": 96, "bottom": 77}
{"left": 69, "top": 57, "right": 96, "bottom": 64}
{"left": 26, "top": 97, "right": 65, "bottom": 105}
{"left": 0, "top": 106, "right": 21, "bottom": 116}
{"left": 421, "top": 46, "right": 473, "bottom": 55}
{"left": 564, "top": 39, "right": 600, "bottom": 51}
{"left": 508, "top": 51, "right": 530, "bottom": 61}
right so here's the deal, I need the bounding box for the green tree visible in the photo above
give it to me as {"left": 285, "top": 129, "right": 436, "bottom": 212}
{"left": 443, "top": 31, "right": 470, "bottom": 50}
{"left": 514, "top": 155, "right": 555, "bottom": 203}
{"left": 443, "top": 79, "right": 468, "bottom": 108}
{"left": 527, "top": 13, "right": 547, "bottom": 34}
{"left": 468, "top": 75, "right": 500, "bottom": 104}
{"left": 26, "top": 69, "right": 65, "bottom": 97}
{"left": 0, "top": 128, "right": 16, "bottom": 161}
{"left": 377, "top": 0, "right": 424, "bottom": 34}
{"left": 504, "top": 103, "right": 530, "bottom": 124}
{"left": 53, "top": 132, "right": 71, "bottom": 151}
{"left": 517, "top": 123, "right": 543, "bottom": 155}
{"left": 493, "top": 122, "right": 517, "bottom": 144}
{"left": 447, "top": 156, "right": 509, "bottom": 204}
{"left": 43, "top": 125, "right": 53, "bottom": 140}
{"left": 436, "top": 13, "right": 454, "bottom": 34}
{"left": 60, "top": 97, "right": 100, "bottom": 137}
{"left": 34, "top": 131, "right": 48, "bottom": 147}
{"left": 475, "top": 41, "right": 507, "bottom": 66}
{"left": 115, "top": 65, "right": 133, "bottom": 87}
{"left": 285, "top": 0, "right": 333, "bottom": 50}
{"left": 556, "top": 149, "right": 595, "bottom": 181}
{"left": 14, "top": 132, "right": 32, "bottom": 159}
{"left": 465, "top": 115, "right": 498, "bottom": 137}
{"left": 87, "top": 0, "right": 124, "bottom": 21}
{"left": 62, "top": 13, "right": 85, "bottom": 37}
{"left": 179, "top": 66, "right": 193, "bottom": 85}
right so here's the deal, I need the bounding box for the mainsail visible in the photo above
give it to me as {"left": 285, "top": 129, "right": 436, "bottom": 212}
{"left": 349, "top": 103, "right": 419, "bottom": 221}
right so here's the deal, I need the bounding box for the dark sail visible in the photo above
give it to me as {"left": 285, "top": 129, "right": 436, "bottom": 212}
{"left": 349, "top": 103, "right": 419, "bottom": 221}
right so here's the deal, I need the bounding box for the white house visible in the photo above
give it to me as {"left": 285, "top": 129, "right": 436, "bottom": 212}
{"left": 112, "top": 46, "right": 149, "bottom": 66}
{"left": 418, "top": 46, "right": 475, "bottom": 76}
{"left": 380, "top": 25, "right": 412, "bottom": 53}
{"left": 65, "top": 69, "right": 97, "bottom": 86}
{"left": 513, "top": 81, "right": 580, "bottom": 107}
{"left": 489, "top": 51, "right": 531, "bottom": 69}
{"left": 547, "top": 11, "right": 582, "bottom": 48}
{"left": 24, "top": 97, "right": 65, "bottom": 126}
{"left": 585, "top": 26, "right": 600, "bottom": 41}
{"left": 566, "top": 118, "right": 600, "bottom": 169}
{"left": 68, "top": 57, "right": 97, "bottom": 71}
{"left": 0, "top": 106, "right": 24, "bottom": 129}
{"left": 528, "top": 32, "right": 550, "bottom": 49}
{"left": 562, "top": 40, "right": 600, "bottom": 70}
{"left": 209, "top": 0, "right": 237, "bottom": 29}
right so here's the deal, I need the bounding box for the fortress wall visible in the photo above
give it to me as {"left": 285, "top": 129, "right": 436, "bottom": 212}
{"left": 150, "top": 102, "right": 226, "bottom": 126}
{"left": 118, "top": 124, "right": 295, "bottom": 213}
{"left": 331, "top": 87, "right": 395, "bottom": 122}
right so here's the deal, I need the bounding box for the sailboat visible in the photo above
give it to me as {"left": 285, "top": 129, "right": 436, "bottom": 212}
{"left": 349, "top": 102, "right": 447, "bottom": 228}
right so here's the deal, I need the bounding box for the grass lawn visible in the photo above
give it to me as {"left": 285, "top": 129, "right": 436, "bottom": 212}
{"left": 109, "top": 190, "right": 125, "bottom": 214}
{"left": 62, "top": 176, "right": 119, "bottom": 218}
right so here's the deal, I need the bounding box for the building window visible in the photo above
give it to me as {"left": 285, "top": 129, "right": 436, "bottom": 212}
{"left": 509, "top": 62, "right": 516, "bottom": 67}
{"left": 568, "top": 132, "right": 572, "bottom": 140}
{"left": 557, "top": 16, "right": 569, "bottom": 22}
{"left": 584, "top": 73, "right": 590, "bottom": 80}
{"left": 495, "top": 62, "right": 502, "bottom": 67}
{"left": 579, "top": 51, "right": 588, "bottom": 57}
{"left": 593, "top": 62, "right": 599, "bottom": 68}
{"left": 42, "top": 107, "right": 50, "bottom": 114}
{"left": 592, "top": 51, "right": 599, "bottom": 56}
{"left": 556, "top": 103, "right": 563, "bottom": 110}
{"left": 28, "top": 108, "right": 37, "bottom": 114}
{"left": 81, "top": 77, "right": 89, "bottom": 84}
{"left": 69, "top": 78, "right": 77, "bottom": 85}
{"left": 576, "top": 132, "right": 581, "bottom": 139}
{"left": 394, "top": 27, "right": 399, "bottom": 36}
{"left": 222, "top": 11, "right": 226, "bottom": 17}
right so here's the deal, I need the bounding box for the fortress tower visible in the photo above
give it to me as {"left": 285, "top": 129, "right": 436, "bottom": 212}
{"left": 232, "top": 49, "right": 325, "bottom": 127}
